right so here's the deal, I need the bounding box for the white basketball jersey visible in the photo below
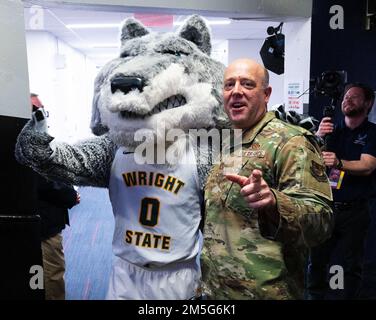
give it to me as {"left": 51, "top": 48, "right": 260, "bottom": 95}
{"left": 109, "top": 145, "right": 203, "bottom": 268}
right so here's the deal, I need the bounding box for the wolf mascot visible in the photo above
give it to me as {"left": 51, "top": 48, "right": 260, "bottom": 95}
{"left": 16, "top": 15, "right": 228, "bottom": 300}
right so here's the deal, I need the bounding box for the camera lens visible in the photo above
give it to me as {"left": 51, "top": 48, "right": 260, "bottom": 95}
{"left": 322, "top": 72, "right": 340, "bottom": 88}
{"left": 267, "top": 26, "right": 275, "bottom": 35}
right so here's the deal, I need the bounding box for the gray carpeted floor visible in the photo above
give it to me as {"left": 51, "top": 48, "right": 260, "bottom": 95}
{"left": 63, "top": 186, "right": 114, "bottom": 300}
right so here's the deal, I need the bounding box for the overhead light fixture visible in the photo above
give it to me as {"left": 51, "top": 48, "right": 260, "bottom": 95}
{"left": 173, "top": 19, "right": 231, "bottom": 26}
{"left": 90, "top": 44, "right": 119, "bottom": 48}
{"left": 67, "top": 23, "right": 120, "bottom": 29}
{"left": 88, "top": 53, "right": 118, "bottom": 58}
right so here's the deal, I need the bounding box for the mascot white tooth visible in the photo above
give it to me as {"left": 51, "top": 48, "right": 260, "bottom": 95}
{"left": 16, "top": 15, "right": 228, "bottom": 300}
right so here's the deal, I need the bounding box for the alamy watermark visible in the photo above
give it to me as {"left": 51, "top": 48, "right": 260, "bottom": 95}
{"left": 329, "top": 264, "right": 344, "bottom": 290}
{"left": 132, "top": 125, "right": 243, "bottom": 172}
{"left": 28, "top": 5, "right": 44, "bottom": 30}
{"left": 329, "top": 5, "right": 344, "bottom": 30}
{"left": 29, "top": 265, "right": 44, "bottom": 290}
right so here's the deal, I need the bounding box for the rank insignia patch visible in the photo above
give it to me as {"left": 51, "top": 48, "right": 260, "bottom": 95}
{"left": 310, "top": 160, "right": 327, "bottom": 182}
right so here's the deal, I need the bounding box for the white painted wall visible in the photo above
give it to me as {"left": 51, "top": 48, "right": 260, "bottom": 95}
{"left": 25, "top": 31, "right": 97, "bottom": 142}
{"left": 0, "top": 0, "right": 30, "bottom": 119}
{"left": 226, "top": 19, "right": 312, "bottom": 114}
{"left": 284, "top": 18, "right": 312, "bottom": 114}
{"left": 227, "top": 39, "right": 285, "bottom": 108}
{"left": 26, "top": 32, "right": 56, "bottom": 116}
{"left": 211, "top": 40, "right": 228, "bottom": 66}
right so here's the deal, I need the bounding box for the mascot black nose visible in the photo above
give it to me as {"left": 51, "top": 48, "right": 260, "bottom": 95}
{"left": 111, "top": 76, "right": 145, "bottom": 94}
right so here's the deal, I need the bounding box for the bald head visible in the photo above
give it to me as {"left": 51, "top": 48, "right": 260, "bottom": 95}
{"left": 222, "top": 58, "right": 272, "bottom": 129}
{"left": 225, "top": 59, "right": 269, "bottom": 89}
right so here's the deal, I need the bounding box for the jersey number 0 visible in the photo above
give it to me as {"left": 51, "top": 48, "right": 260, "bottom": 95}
{"left": 139, "top": 197, "right": 160, "bottom": 227}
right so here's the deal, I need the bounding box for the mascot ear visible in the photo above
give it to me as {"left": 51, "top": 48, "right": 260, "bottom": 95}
{"left": 178, "top": 15, "right": 211, "bottom": 56}
{"left": 120, "top": 18, "right": 149, "bottom": 45}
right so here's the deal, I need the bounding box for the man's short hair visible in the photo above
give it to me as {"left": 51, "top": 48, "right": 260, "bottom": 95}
{"left": 30, "top": 93, "right": 38, "bottom": 98}
{"left": 262, "top": 68, "right": 270, "bottom": 89}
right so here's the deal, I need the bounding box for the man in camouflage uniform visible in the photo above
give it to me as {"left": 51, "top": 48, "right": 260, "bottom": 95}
{"left": 201, "top": 58, "right": 334, "bottom": 299}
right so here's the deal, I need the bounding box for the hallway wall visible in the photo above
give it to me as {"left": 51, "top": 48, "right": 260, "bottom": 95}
{"left": 26, "top": 31, "right": 98, "bottom": 142}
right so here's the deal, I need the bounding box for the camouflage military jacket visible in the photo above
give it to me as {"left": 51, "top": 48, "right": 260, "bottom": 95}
{"left": 201, "top": 112, "right": 333, "bottom": 300}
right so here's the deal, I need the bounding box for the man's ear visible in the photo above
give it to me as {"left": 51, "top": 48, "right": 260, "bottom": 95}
{"left": 264, "top": 86, "right": 272, "bottom": 103}
{"left": 366, "top": 99, "right": 374, "bottom": 114}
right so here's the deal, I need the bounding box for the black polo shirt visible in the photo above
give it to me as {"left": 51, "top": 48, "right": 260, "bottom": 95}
{"left": 327, "top": 119, "right": 376, "bottom": 202}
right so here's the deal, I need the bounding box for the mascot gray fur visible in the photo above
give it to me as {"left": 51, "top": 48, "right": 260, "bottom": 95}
{"left": 16, "top": 15, "right": 227, "bottom": 300}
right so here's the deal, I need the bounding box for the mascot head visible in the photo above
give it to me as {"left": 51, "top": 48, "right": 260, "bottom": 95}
{"left": 90, "top": 15, "right": 227, "bottom": 148}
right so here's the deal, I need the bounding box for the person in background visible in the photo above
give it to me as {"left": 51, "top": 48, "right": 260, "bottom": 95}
{"left": 31, "top": 93, "right": 80, "bottom": 300}
{"left": 30, "top": 93, "right": 43, "bottom": 112}
{"left": 306, "top": 83, "right": 376, "bottom": 299}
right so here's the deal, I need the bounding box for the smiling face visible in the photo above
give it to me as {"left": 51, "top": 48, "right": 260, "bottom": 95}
{"left": 223, "top": 59, "right": 271, "bottom": 130}
{"left": 341, "top": 87, "right": 372, "bottom": 118}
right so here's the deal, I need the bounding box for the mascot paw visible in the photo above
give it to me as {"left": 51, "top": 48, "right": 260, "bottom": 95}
{"left": 32, "top": 108, "right": 49, "bottom": 133}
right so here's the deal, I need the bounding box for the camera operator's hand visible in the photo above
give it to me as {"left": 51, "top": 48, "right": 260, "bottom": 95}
{"left": 76, "top": 192, "right": 81, "bottom": 204}
{"left": 322, "top": 151, "right": 340, "bottom": 168}
{"left": 316, "top": 117, "right": 334, "bottom": 138}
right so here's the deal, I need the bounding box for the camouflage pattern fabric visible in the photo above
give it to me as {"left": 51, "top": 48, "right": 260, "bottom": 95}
{"left": 201, "top": 112, "right": 333, "bottom": 300}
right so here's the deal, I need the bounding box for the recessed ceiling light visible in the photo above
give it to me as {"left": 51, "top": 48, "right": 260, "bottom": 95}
{"left": 90, "top": 44, "right": 119, "bottom": 48}
{"left": 67, "top": 23, "right": 120, "bottom": 29}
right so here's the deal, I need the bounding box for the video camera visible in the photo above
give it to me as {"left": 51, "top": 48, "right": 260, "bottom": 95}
{"left": 310, "top": 70, "right": 347, "bottom": 150}
{"left": 310, "top": 70, "right": 347, "bottom": 118}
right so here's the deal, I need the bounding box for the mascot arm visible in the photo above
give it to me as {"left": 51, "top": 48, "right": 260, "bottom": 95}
{"left": 15, "top": 119, "right": 117, "bottom": 188}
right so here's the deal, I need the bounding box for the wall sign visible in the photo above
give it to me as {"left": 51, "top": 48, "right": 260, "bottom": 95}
{"left": 286, "top": 81, "right": 304, "bottom": 114}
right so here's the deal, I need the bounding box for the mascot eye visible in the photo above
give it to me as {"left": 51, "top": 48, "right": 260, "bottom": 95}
{"left": 161, "top": 50, "right": 187, "bottom": 57}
